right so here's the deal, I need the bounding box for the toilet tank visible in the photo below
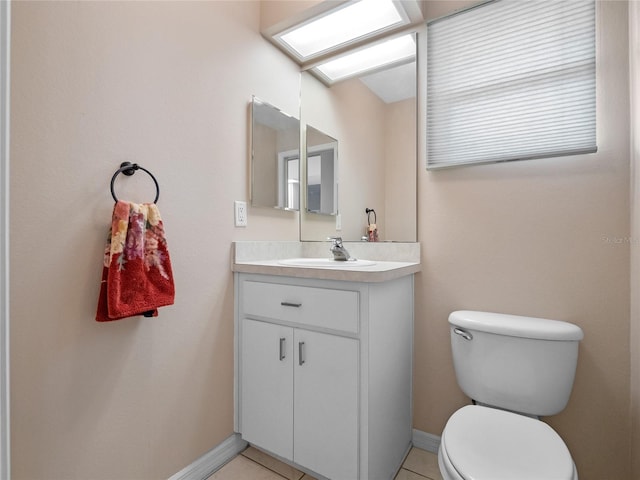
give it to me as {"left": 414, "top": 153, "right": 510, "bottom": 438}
{"left": 449, "top": 311, "right": 584, "bottom": 417}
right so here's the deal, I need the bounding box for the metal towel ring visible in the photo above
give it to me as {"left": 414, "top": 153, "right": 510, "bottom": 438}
{"left": 110, "top": 162, "right": 160, "bottom": 203}
{"left": 366, "top": 208, "right": 376, "bottom": 225}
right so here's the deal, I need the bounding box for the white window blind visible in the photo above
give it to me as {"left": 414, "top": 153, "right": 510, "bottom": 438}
{"left": 426, "top": 0, "right": 596, "bottom": 169}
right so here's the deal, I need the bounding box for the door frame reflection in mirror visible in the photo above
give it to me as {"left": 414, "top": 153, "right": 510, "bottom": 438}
{"left": 250, "top": 96, "right": 301, "bottom": 211}
{"left": 277, "top": 150, "right": 300, "bottom": 211}
{"left": 305, "top": 125, "right": 338, "bottom": 216}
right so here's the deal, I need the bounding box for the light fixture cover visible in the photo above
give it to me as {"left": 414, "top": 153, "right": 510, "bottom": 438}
{"left": 275, "top": 0, "right": 408, "bottom": 61}
{"left": 314, "top": 34, "right": 415, "bottom": 83}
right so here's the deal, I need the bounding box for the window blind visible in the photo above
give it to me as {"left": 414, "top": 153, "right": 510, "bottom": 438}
{"left": 426, "top": 0, "right": 596, "bottom": 169}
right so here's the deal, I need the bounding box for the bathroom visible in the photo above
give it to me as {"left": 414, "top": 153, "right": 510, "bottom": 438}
{"left": 1, "top": 0, "right": 639, "bottom": 479}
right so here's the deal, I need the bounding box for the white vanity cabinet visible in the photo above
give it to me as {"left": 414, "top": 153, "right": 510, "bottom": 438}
{"left": 234, "top": 272, "right": 414, "bottom": 480}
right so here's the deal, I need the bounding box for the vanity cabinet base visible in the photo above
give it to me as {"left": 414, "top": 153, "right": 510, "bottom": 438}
{"left": 234, "top": 273, "right": 414, "bottom": 480}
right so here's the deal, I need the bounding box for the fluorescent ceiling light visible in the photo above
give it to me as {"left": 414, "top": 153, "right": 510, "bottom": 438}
{"left": 276, "top": 0, "right": 408, "bottom": 61}
{"left": 314, "top": 34, "right": 415, "bottom": 83}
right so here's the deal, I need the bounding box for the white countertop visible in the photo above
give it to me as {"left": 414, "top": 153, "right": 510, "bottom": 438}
{"left": 232, "top": 259, "right": 421, "bottom": 282}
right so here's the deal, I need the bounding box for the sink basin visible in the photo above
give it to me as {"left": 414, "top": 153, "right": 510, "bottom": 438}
{"left": 278, "top": 258, "right": 376, "bottom": 268}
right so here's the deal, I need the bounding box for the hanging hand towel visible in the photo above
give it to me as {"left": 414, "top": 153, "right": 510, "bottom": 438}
{"left": 96, "top": 201, "right": 175, "bottom": 322}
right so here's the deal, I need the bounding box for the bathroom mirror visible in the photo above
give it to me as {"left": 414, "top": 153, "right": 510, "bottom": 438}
{"left": 306, "top": 125, "right": 338, "bottom": 215}
{"left": 251, "top": 97, "right": 300, "bottom": 211}
{"left": 300, "top": 34, "right": 418, "bottom": 242}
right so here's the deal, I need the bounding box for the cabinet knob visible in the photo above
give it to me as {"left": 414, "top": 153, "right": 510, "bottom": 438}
{"left": 279, "top": 337, "right": 286, "bottom": 361}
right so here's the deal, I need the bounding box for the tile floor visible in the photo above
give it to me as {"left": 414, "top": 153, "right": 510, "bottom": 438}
{"left": 208, "top": 445, "right": 443, "bottom": 480}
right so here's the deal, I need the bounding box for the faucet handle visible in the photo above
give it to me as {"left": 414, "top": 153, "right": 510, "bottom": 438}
{"left": 328, "top": 236, "right": 351, "bottom": 261}
{"left": 328, "top": 236, "right": 343, "bottom": 246}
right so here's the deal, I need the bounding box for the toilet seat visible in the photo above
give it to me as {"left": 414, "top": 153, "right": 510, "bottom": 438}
{"left": 440, "top": 405, "right": 578, "bottom": 480}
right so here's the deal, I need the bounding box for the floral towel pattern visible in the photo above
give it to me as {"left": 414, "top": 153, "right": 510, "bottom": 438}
{"left": 103, "top": 202, "right": 170, "bottom": 280}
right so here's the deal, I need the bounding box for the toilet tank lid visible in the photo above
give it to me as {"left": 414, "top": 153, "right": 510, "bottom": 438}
{"left": 449, "top": 311, "right": 584, "bottom": 341}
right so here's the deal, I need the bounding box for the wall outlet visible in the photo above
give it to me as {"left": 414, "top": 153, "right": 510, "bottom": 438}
{"left": 234, "top": 201, "right": 247, "bottom": 227}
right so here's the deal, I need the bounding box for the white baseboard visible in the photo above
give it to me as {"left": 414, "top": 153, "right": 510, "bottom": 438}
{"left": 169, "top": 433, "right": 247, "bottom": 480}
{"left": 170, "top": 429, "right": 439, "bottom": 479}
{"left": 412, "top": 429, "right": 441, "bottom": 454}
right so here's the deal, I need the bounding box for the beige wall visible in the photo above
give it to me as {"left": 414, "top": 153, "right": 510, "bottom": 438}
{"left": 9, "top": 2, "right": 300, "bottom": 478}
{"left": 9, "top": 1, "right": 637, "bottom": 479}
{"left": 415, "top": 2, "right": 631, "bottom": 479}
{"left": 259, "top": 0, "right": 328, "bottom": 36}
{"left": 252, "top": 123, "right": 278, "bottom": 207}
{"left": 630, "top": 0, "right": 640, "bottom": 478}
{"left": 385, "top": 98, "right": 417, "bottom": 242}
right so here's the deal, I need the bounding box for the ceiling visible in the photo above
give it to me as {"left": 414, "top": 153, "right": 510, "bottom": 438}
{"left": 261, "top": 0, "right": 423, "bottom": 101}
{"left": 358, "top": 60, "right": 416, "bottom": 104}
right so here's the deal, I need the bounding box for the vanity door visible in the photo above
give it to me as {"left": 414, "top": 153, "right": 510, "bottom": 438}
{"left": 241, "top": 319, "right": 294, "bottom": 460}
{"left": 293, "top": 329, "right": 359, "bottom": 480}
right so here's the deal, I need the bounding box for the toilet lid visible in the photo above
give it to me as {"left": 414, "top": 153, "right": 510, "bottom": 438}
{"left": 442, "top": 405, "right": 575, "bottom": 480}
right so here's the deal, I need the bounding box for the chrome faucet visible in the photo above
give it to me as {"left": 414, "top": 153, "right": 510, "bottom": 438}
{"left": 329, "top": 237, "right": 351, "bottom": 261}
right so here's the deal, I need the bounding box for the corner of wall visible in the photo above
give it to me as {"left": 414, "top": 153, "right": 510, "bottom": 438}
{"left": 629, "top": 0, "right": 640, "bottom": 476}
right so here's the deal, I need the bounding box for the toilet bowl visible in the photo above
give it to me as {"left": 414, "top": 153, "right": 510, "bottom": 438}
{"left": 438, "top": 405, "right": 578, "bottom": 480}
{"left": 440, "top": 311, "right": 584, "bottom": 480}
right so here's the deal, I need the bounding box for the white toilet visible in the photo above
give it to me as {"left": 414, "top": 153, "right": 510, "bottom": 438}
{"left": 439, "top": 310, "right": 584, "bottom": 480}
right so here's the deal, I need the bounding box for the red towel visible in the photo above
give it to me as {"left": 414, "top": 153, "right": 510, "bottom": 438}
{"left": 96, "top": 201, "right": 175, "bottom": 322}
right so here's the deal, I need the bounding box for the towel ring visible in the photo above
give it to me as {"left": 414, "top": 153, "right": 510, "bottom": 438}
{"left": 110, "top": 162, "right": 160, "bottom": 203}
{"left": 366, "top": 208, "right": 376, "bottom": 225}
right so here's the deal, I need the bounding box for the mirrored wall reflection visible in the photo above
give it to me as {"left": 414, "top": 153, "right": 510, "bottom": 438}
{"left": 251, "top": 97, "right": 300, "bottom": 211}
{"left": 306, "top": 126, "right": 338, "bottom": 215}
{"left": 300, "top": 34, "right": 417, "bottom": 242}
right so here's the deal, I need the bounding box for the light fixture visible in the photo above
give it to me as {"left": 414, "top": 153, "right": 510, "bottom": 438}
{"left": 313, "top": 34, "right": 415, "bottom": 84}
{"left": 273, "top": 0, "right": 410, "bottom": 62}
